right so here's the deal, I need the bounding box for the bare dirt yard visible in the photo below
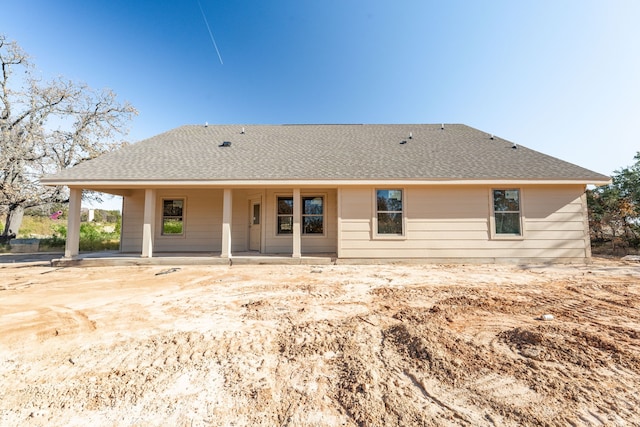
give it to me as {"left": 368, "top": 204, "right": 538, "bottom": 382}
{"left": 1, "top": 257, "right": 639, "bottom": 426}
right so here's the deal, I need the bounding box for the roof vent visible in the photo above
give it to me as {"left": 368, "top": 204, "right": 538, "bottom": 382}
{"left": 490, "top": 134, "right": 494, "bottom": 140}
{"left": 219, "top": 141, "right": 231, "bottom": 147}
{"left": 205, "top": 121, "right": 208, "bottom": 127}
{"left": 441, "top": 124, "right": 444, "bottom": 130}
{"left": 512, "top": 143, "right": 517, "bottom": 149}
{"left": 409, "top": 132, "right": 413, "bottom": 139}
{"left": 241, "top": 127, "right": 245, "bottom": 134}
{"left": 400, "top": 140, "right": 407, "bottom": 145}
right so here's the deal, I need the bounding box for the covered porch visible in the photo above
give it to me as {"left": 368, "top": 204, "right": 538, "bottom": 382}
{"left": 62, "top": 186, "right": 338, "bottom": 261}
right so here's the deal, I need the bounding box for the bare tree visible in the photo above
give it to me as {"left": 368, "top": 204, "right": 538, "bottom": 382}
{"left": 0, "top": 35, "right": 137, "bottom": 241}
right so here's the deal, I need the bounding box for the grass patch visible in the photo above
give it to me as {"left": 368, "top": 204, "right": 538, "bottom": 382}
{"left": 17, "top": 215, "right": 60, "bottom": 238}
{"left": 2, "top": 213, "right": 121, "bottom": 252}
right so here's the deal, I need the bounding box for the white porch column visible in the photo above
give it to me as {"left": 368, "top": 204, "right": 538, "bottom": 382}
{"left": 292, "top": 188, "right": 301, "bottom": 258}
{"left": 64, "top": 188, "right": 82, "bottom": 259}
{"left": 142, "top": 189, "right": 156, "bottom": 258}
{"left": 221, "top": 188, "right": 233, "bottom": 258}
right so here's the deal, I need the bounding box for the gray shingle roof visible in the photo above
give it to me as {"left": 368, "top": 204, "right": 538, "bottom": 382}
{"left": 41, "top": 124, "right": 610, "bottom": 183}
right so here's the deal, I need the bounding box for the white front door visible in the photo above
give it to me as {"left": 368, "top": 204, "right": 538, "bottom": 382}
{"left": 249, "top": 199, "right": 261, "bottom": 251}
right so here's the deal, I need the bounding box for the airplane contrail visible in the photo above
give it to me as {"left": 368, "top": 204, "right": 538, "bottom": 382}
{"left": 196, "top": 0, "right": 224, "bottom": 65}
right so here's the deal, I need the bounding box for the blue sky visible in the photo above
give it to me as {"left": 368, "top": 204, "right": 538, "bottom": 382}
{"left": 3, "top": 0, "right": 640, "bottom": 208}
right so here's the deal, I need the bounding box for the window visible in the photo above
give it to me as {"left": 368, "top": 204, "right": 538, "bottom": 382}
{"left": 377, "top": 189, "right": 403, "bottom": 235}
{"left": 162, "top": 199, "right": 184, "bottom": 235}
{"left": 277, "top": 196, "right": 293, "bottom": 234}
{"left": 302, "top": 196, "right": 324, "bottom": 234}
{"left": 277, "top": 195, "right": 325, "bottom": 235}
{"left": 493, "top": 189, "right": 521, "bottom": 235}
{"left": 252, "top": 203, "right": 260, "bottom": 225}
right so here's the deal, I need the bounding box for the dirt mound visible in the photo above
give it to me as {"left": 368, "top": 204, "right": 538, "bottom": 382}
{"left": 1, "top": 260, "right": 639, "bottom": 426}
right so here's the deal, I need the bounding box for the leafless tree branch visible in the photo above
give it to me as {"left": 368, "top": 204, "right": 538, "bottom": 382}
{"left": 0, "top": 34, "right": 138, "bottom": 237}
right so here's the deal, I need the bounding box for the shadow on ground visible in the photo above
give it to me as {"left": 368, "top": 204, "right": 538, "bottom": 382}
{"left": 0, "top": 253, "right": 63, "bottom": 264}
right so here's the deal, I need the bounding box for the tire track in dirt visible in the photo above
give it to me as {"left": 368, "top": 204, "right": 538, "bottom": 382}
{"left": 1, "top": 261, "right": 639, "bottom": 426}
{"left": 1, "top": 305, "right": 97, "bottom": 346}
{"left": 3, "top": 329, "right": 281, "bottom": 425}
{"left": 369, "top": 281, "right": 640, "bottom": 426}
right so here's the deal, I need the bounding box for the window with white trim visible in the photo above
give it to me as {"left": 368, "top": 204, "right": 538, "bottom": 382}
{"left": 493, "top": 189, "right": 521, "bottom": 235}
{"left": 376, "top": 189, "right": 403, "bottom": 235}
{"left": 162, "top": 199, "right": 184, "bottom": 235}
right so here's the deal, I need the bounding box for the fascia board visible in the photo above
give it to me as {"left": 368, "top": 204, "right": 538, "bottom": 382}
{"left": 41, "top": 178, "right": 612, "bottom": 188}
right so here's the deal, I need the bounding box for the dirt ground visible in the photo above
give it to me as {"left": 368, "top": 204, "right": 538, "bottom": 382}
{"left": 1, "top": 258, "right": 639, "bottom": 426}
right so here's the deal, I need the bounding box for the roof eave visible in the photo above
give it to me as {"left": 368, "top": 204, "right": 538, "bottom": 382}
{"left": 40, "top": 177, "right": 612, "bottom": 188}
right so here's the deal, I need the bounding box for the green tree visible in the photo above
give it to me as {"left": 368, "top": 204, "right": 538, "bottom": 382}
{"left": 613, "top": 152, "right": 640, "bottom": 211}
{"left": 0, "top": 35, "right": 137, "bottom": 241}
{"left": 588, "top": 152, "right": 640, "bottom": 253}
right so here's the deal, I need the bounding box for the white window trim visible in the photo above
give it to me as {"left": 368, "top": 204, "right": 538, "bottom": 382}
{"left": 489, "top": 188, "right": 525, "bottom": 240}
{"left": 373, "top": 188, "right": 407, "bottom": 240}
{"left": 159, "top": 196, "right": 187, "bottom": 239}
{"left": 274, "top": 192, "right": 327, "bottom": 238}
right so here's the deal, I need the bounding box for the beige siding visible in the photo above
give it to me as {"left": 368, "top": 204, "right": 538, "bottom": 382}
{"left": 153, "top": 189, "right": 223, "bottom": 252}
{"left": 339, "top": 185, "right": 589, "bottom": 261}
{"left": 121, "top": 190, "right": 145, "bottom": 253}
{"left": 231, "top": 189, "right": 249, "bottom": 252}
{"left": 121, "top": 189, "right": 224, "bottom": 253}
{"left": 120, "top": 184, "right": 587, "bottom": 261}
{"left": 121, "top": 187, "right": 336, "bottom": 255}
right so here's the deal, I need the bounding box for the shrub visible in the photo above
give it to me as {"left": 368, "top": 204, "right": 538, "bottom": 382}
{"left": 36, "top": 221, "right": 120, "bottom": 252}
{"left": 39, "top": 224, "right": 67, "bottom": 250}
{"left": 79, "top": 222, "right": 120, "bottom": 251}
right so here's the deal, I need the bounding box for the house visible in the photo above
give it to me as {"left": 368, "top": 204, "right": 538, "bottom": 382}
{"left": 41, "top": 124, "right": 611, "bottom": 264}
